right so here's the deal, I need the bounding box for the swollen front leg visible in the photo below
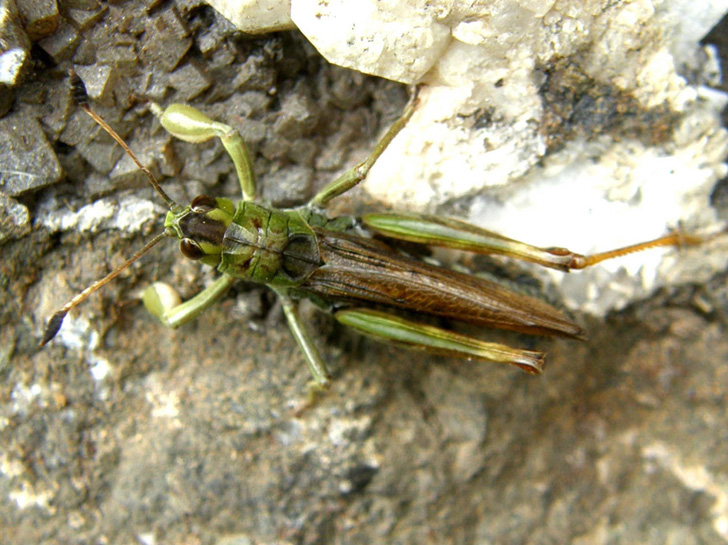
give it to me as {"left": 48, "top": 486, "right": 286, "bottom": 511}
{"left": 152, "top": 103, "right": 257, "bottom": 201}
{"left": 142, "top": 275, "right": 236, "bottom": 328}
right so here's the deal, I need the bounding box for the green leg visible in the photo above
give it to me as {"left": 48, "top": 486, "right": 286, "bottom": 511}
{"left": 362, "top": 213, "right": 717, "bottom": 272}
{"left": 335, "top": 308, "right": 545, "bottom": 374}
{"left": 309, "top": 91, "right": 420, "bottom": 207}
{"left": 277, "top": 294, "right": 332, "bottom": 390}
{"left": 142, "top": 275, "right": 235, "bottom": 328}
{"left": 152, "top": 103, "right": 257, "bottom": 200}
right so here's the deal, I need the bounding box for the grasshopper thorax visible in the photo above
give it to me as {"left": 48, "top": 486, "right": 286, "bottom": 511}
{"left": 165, "top": 195, "right": 236, "bottom": 268}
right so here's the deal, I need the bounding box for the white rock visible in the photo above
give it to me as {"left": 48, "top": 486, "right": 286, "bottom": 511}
{"left": 291, "top": 0, "right": 451, "bottom": 83}
{"left": 205, "top": 0, "right": 294, "bottom": 33}
{"left": 39, "top": 195, "right": 158, "bottom": 234}
{"left": 0, "top": 47, "right": 27, "bottom": 85}
{"left": 0, "top": 0, "right": 30, "bottom": 86}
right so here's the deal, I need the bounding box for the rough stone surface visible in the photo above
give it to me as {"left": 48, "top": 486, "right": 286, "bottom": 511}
{"left": 0, "top": 193, "right": 30, "bottom": 242}
{"left": 36, "top": 15, "right": 79, "bottom": 62}
{"left": 0, "top": 113, "right": 63, "bottom": 195}
{"left": 1, "top": 1, "right": 728, "bottom": 545}
{"left": 16, "top": 0, "right": 59, "bottom": 41}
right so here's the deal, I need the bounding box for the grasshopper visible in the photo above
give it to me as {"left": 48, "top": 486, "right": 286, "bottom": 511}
{"left": 41, "top": 72, "right": 714, "bottom": 390}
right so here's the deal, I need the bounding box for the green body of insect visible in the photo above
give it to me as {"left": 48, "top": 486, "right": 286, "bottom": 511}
{"left": 43, "top": 76, "right": 713, "bottom": 391}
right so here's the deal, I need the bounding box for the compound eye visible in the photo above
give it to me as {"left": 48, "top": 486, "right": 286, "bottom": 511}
{"left": 191, "top": 195, "right": 217, "bottom": 213}
{"left": 180, "top": 239, "right": 205, "bottom": 260}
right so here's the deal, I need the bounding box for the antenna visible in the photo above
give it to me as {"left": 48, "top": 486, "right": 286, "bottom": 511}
{"left": 69, "top": 70, "right": 181, "bottom": 211}
{"left": 40, "top": 230, "right": 170, "bottom": 346}
{"left": 40, "top": 72, "right": 181, "bottom": 346}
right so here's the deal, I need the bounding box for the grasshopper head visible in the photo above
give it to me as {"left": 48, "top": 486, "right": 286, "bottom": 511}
{"left": 165, "top": 195, "right": 236, "bottom": 268}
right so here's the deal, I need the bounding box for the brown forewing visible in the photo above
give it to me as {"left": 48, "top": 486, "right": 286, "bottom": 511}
{"left": 301, "top": 228, "right": 585, "bottom": 339}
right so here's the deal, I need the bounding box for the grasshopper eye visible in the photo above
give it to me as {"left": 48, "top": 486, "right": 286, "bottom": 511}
{"left": 191, "top": 195, "right": 217, "bottom": 213}
{"left": 180, "top": 239, "right": 205, "bottom": 260}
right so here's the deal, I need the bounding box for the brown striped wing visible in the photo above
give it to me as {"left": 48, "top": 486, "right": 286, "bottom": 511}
{"left": 300, "top": 228, "right": 585, "bottom": 339}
